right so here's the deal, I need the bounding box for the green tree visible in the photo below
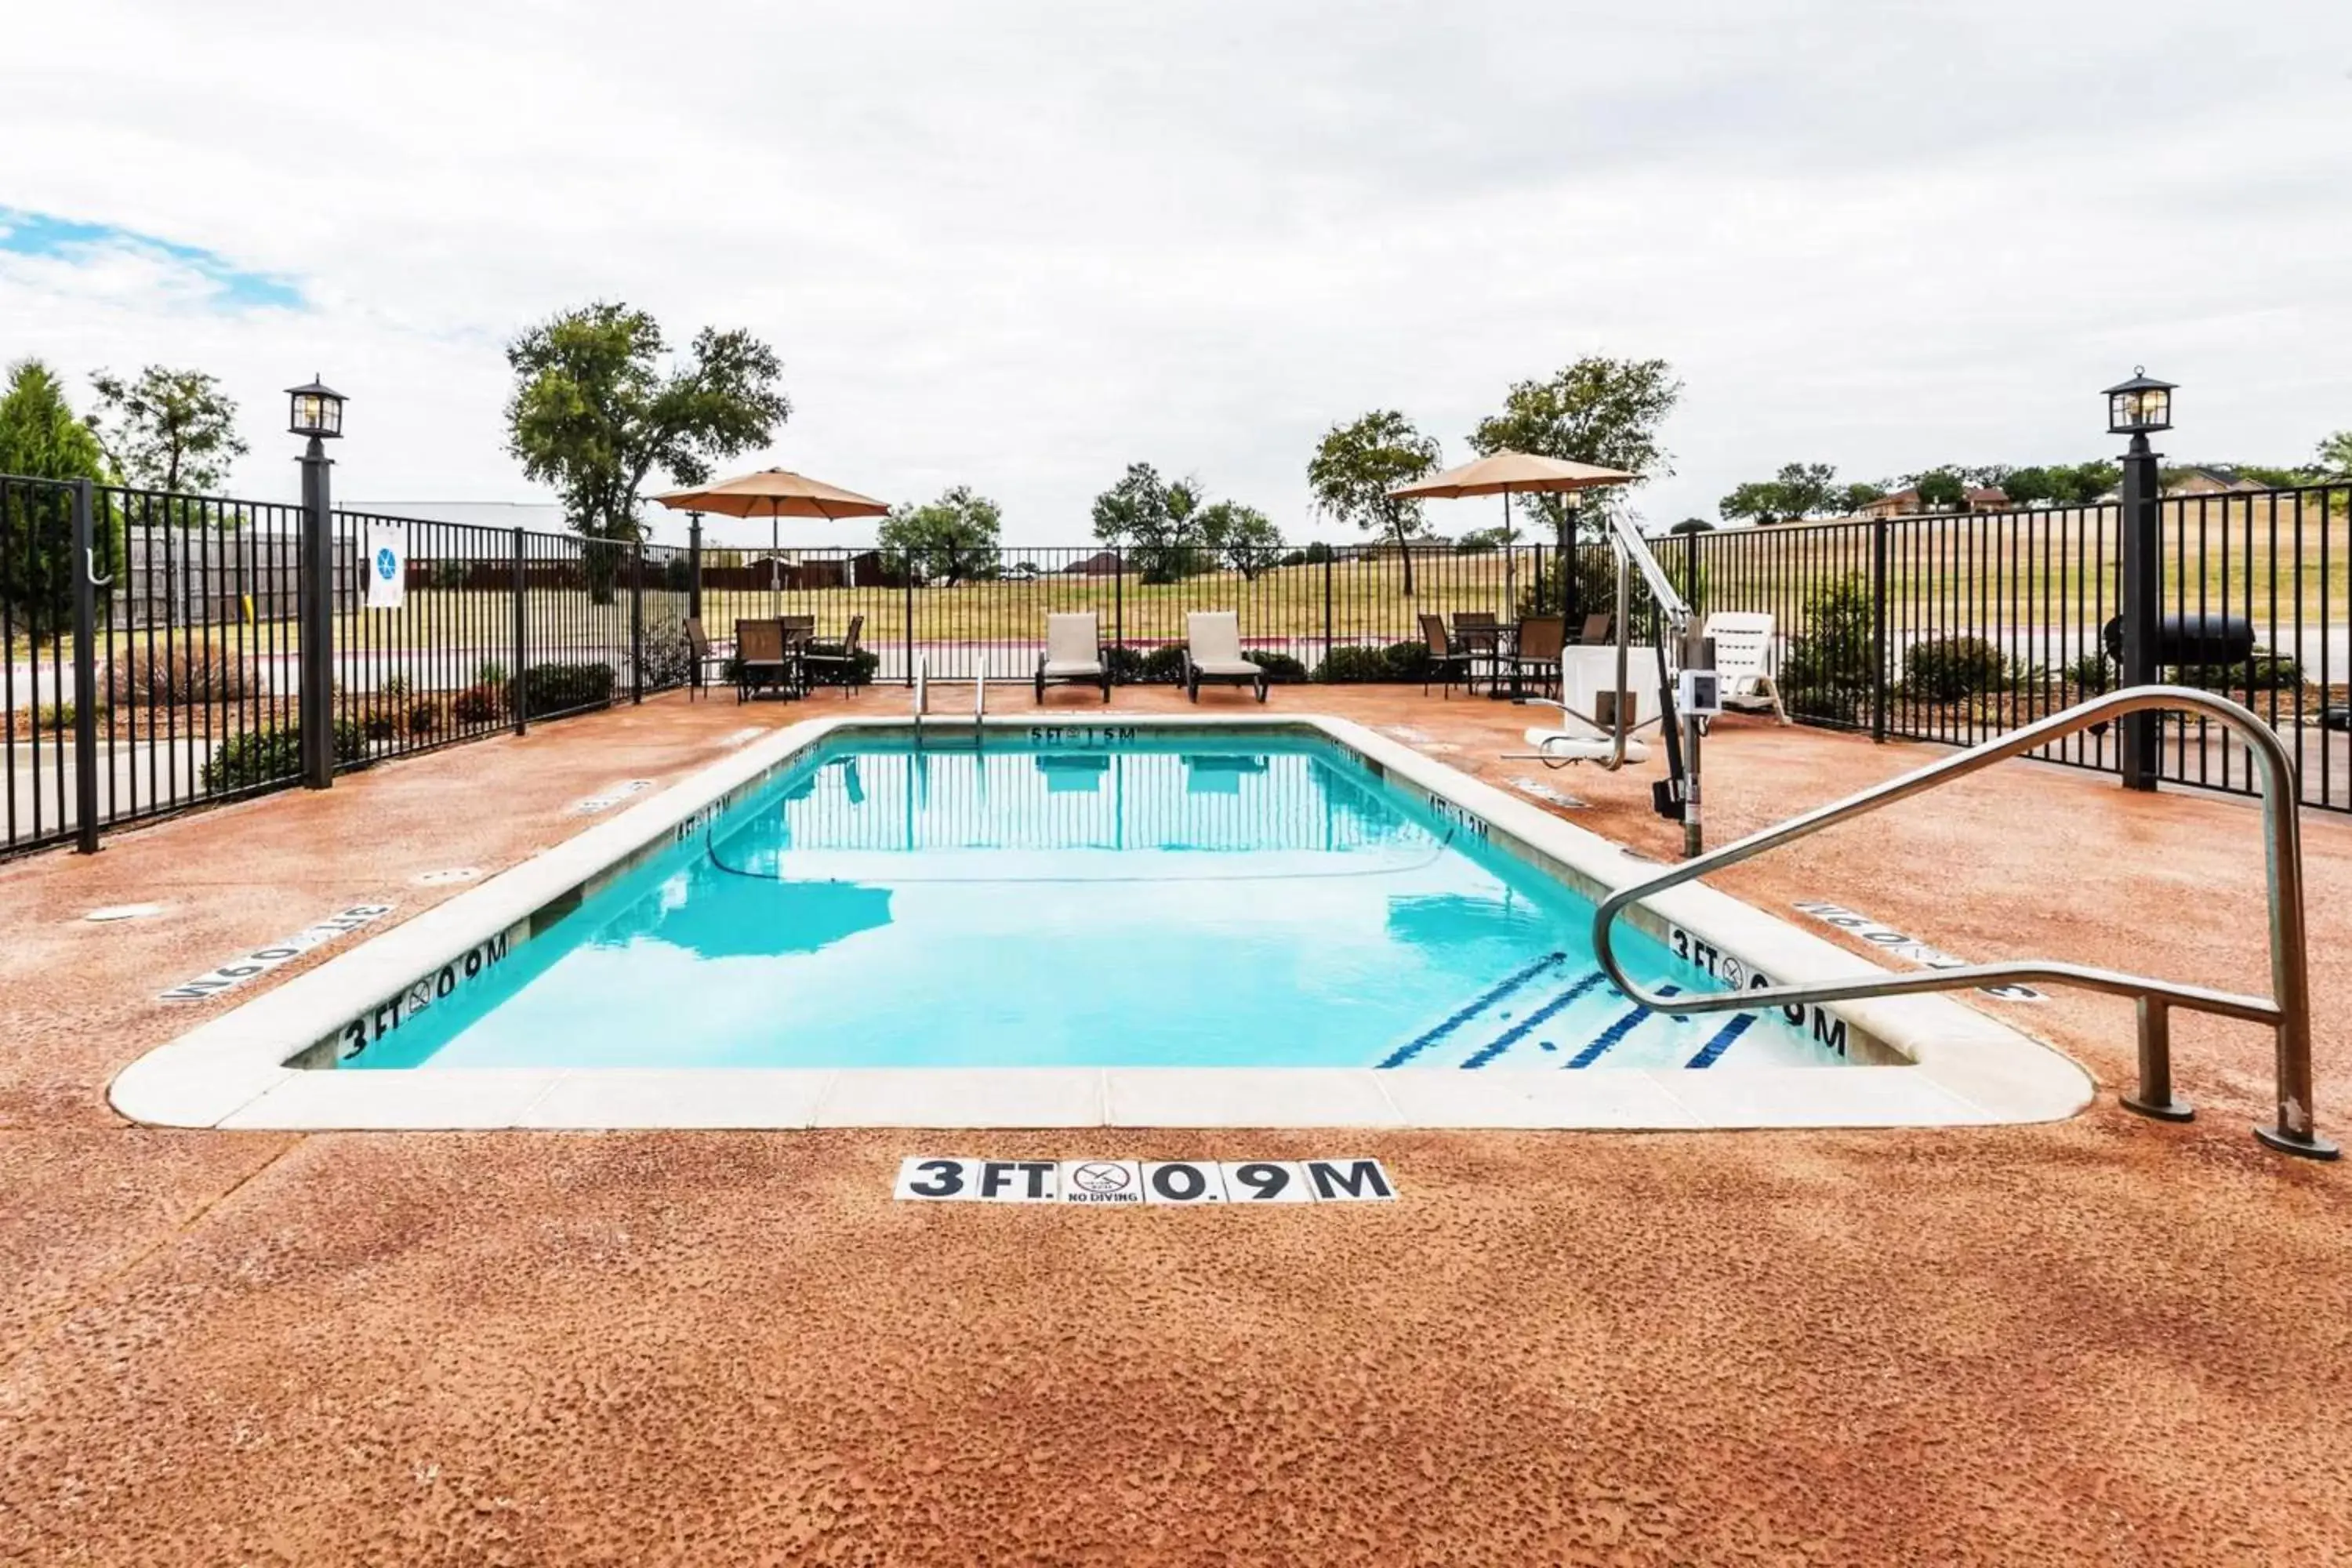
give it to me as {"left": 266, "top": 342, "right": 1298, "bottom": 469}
{"left": 2317, "top": 430, "right": 2352, "bottom": 479}
{"left": 1719, "top": 480, "right": 1788, "bottom": 525}
{"left": 1668, "top": 517, "right": 1714, "bottom": 535}
{"left": 1307, "top": 410, "right": 1441, "bottom": 594}
{"left": 85, "top": 365, "right": 247, "bottom": 495}
{"left": 879, "top": 485, "right": 1002, "bottom": 586}
{"left": 1907, "top": 467, "right": 1966, "bottom": 511}
{"left": 1196, "top": 499, "right": 1281, "bottom": 579}
{"left": 1468, "top": 355, "right": 1679, "bottom": 608}
{"left": 1769, "top": 462, "right": 1838, "bottom": 518}
{"left": 1091, "top": 463, "right": 1200, "bottom": 584}
{"left": 1839, "top": 481, "right": 1886, "bottom": 514}
{"left": 0, "top": 360, "right": 112, "bottom": 633}
{"left": 505, "top": 301, "right": 787, "bottom": 602}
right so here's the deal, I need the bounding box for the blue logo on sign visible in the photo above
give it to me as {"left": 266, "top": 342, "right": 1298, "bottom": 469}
{"left": 375, "top": 546, "right": 396, "bottom": 581}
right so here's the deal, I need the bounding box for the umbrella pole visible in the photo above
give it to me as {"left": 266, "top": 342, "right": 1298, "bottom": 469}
{"left": 1501, "top": 491, "right": 1515, "bottom": 623}
{"left": 771, "top": 514, "right": 780, "bottom": 618}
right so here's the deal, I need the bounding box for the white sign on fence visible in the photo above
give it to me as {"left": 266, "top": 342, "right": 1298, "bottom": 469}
{"left": 363, "top": 524, "right": 407, "bottom": 610}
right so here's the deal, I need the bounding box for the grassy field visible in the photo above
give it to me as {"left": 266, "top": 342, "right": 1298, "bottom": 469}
{"left": 12, "top": 498, "right": 2347, "bottom": 670}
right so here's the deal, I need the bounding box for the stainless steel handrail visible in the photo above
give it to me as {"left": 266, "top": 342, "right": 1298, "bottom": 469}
{"left": 913, "top": 655, "right": 927, "bottom": 746}
{"left": 1591, "top": 685, "right": 2336, "bottom": 1160}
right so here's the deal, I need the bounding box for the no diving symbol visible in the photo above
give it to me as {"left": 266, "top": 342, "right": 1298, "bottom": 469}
{"left": 375, "top": 547, "right": 397, "bottom": 582}
{"left": 1069, "top": 1162, "right": 1131, "bottom": 1196}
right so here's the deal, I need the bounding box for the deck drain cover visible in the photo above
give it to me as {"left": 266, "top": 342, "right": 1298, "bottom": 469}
{"left": 412, "top": 867, "right": 483, "bottom": 887}
{"left": 84, "top": 903, "right": 165, "bottom": 922}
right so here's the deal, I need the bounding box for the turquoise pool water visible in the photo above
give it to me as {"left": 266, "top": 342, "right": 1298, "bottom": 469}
{"left": 350, "top": 732, "right": 1838, "bottom": 1072}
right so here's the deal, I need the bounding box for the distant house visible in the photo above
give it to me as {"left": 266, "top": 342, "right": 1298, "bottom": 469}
{"left": 1853, "top": 485, "right": 2006, "bottom": 520}
{"left": 1061, "top": 550, "right": 1125, "bottom": 576}
{"left": 2165, "top": 466, "right": 2266, "bottom": 498}
{"left": 1963, "top": 485, "right": 2011, "bottom": 513}
{"left": 1856, "top": 488, "right": 1922, "bottom": 520}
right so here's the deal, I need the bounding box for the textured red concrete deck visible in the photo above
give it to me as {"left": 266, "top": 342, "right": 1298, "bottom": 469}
{"left": 2, "top": 684, "right": 2348, "bottom": 1564}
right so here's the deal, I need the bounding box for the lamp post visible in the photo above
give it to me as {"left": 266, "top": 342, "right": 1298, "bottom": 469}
{"left": 289, "top": 376, "right": 347, "bottom": 789}
{"left": 2106, "top": 368, "right": 2173, "bottom": 791}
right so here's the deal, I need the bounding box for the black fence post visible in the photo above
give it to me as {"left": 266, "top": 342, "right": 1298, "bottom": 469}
{"left": 510, "top": 527, "right": 528, "bottom": 736}
{"left": 70, "top": 479, "right": 100, "bottom": 853}
{"left": 1114, "top": 548, "right": 1125, "bottom": 658}
{"left": 1321, "top": 549, "right": 1334, "bottom": 664}
{"left": 902, "top": 550, "right": 915, "bottom": 686}
{"left": 1870, "top": 517, "right": 1890, "bottom": 742}
{"left": 630, "top": 541, "right": 644, "bottom": 705}
{"left": 2120, "top": 434, "right": 2161, "bottom": 789}
{"left": 297, "top": 437, "right": 335, "bottom": 789}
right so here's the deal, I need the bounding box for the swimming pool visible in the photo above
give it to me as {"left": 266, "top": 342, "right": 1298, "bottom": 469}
{"left": 114, "top": 713, "right": 2088, "bottom": 1130}
{"left": 341, "top": 731, "right": 1836, "bottom": 1073}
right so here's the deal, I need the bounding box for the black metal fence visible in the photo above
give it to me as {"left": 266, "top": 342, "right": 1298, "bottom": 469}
{"left": 2, "top": 471, "right": 2346, "bottom": 859}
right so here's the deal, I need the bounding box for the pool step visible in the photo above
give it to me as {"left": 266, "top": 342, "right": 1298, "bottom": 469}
{"left": 1387, "top": 967, "right": 1766, "bottom": 1071}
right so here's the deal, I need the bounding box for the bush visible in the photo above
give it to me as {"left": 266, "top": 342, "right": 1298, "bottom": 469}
{"left": 1381, "top": 640, "right": 1431, "bottom": 681}
{"left": 34, "top": 701, "right": 106, "bottom": 728}
{"left": 2172, "top": 651, "right": 2302, "bottom": 692}
{"left": 1103, "top": 645, "right": 1147, "bottom": 685}
{"left": 661, "top": 555, "right": 693, "bottom": 593}
{"left": 1278, "top": 550, "right": 1308, "bottom": 568}
{"left": 1301, "top": 541, "right": 1336, "bottom": 564}
{"left": 450, "top": 684, "right": 505, "bottom": 725}
{"left": 636, "top": 614, "right": 697, "bottom": 689}
{"left": 2065, "top": 651, "right": 2113, "bottom": 693}
{"left": 1904, "top": 636, "right": 2006, "bottom": 702}
{"left": 1312, "top": 645, "right": 1392, "bottom": 684}
{"left": 430, "top": 559, "right": 472, "bottom": 591}
{"left": 518, "top": 660, "right": 617, "bottom": 714}
{"left": 379, "top": 674, "right": 412, "bottom": 702}
{"left": 474, "top": 659, "right": 508, "bottom": 689}
{"left": 1141, "top": 644, "right": 1189, "bottom": 684}
{"left": 1782, "top": 577, "right": 1877, "bottom": 726}
{"left": 361, "top": 711, "right": 401, "bottom": 742}
{"left": 107, "top": 644, "right": 252, "bottom": 705}
{"left": 807, "top": 648, "right": 881, "bottom": 688}
{"left": 1243, "top": 650, "right": 1308, "bottom": 684}
{"left": 201, "top": 720, "right": 365, "bottom": 792}
{"left": 408, "top": 700, "right": 443, "bottom": 735}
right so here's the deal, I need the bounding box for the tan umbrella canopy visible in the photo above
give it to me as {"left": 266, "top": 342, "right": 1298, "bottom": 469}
{"left": 1390, "top": 450, "right": 1637, "bottom": 619}
{"left": 652, "top": 468, "right": 890, "bottom": 612}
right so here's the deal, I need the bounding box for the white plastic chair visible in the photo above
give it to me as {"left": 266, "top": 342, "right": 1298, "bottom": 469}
{"left": 1036, "top": 612, "right": 1110, "bottom": 702}
{"left": 1703, "top": 612, "right": 1790, "bottom": 724}
{"left": 1183, "top": 612, "right": 1267, "bottom": 702}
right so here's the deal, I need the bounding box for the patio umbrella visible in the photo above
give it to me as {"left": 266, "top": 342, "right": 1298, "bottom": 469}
{"left": 1390, "top": 451, "right": 1636, "bottom": 620}
{"left": 651, "top": 468, "right": 891, "bottom": 615}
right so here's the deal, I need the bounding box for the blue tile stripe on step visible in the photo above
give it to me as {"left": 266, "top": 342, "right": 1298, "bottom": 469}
{"left": 1458, "top": 970, "right": 1610, "bottom": 1070}
{"left": 1565, "top": 985, "right": 1683, "bottom": 1069}
{"left": 1684, "top": 1012, "right": 1756, "bottom": 1069}
{"left": 1377, "top": 951, "right": 1569, "bottom": 1069}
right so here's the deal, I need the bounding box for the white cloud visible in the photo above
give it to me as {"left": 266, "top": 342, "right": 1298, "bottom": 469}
{"left": 2, "top": 0, "right": 2347, "bottom": 545}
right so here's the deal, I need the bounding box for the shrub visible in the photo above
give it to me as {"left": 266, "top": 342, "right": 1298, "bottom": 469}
{"left": 408, "top": 700, "right": 443, "bottom": 735}
{"left": 201, "top": 721, "right": 365, "bottom": 792}
{"left": 2172, "top": 650, "right": 2302, "bottom": 692}
{"left": 379, "top": 673, "right": 412, "bottom": 702}
{"left": 1381, "top": 640, "right": 1431, "bottom": 681}
{"left": 808, "top": 649, "right": 881, "bottom": 688}
{"left": 1301, "top": 541, "right": 1335, "bottom": 564}
{"left": 474, "top": 659, "right": 509, "bottom": 689}
{"left": 2065, "top": 651, "right": 2113, "bottom": 693}
{"left": 107, "top": 644, "right": 252, "bottom": 705}
{"left": 1243, "top": 650, "right": 1308, "bottom": 684}
{"left": 1103, "top": 645, "right": 1147, "bottom": 685}
{"left": 636, "top": 614, "right": 697, "bottom": 689}
{"left": 34, "top": 701, "right": 106, "bottom": 728}
{"left": 1904, "top": 637, "right": 2006, "bottom": 702}
{"left": 361, "top": 711, "right": 401, "bottom": 742}
{"left": 1312, "top": 645, "right": 1392, "bottom": 684}
{"left": 1141, "top": 644, "right": 1189, "bottom": 684}
{"left": 1278, "top": 550, "right": 1308, "bottom": 568}
{"left": 450, "top": 684, "right": 505, "bottom": 725}
{"left": 661, "top": 555, "right": 693, "bottom": 593}
{"left": 1782, "top": 576, "right": 1877, "bottom": 726}
{"left": 430, "top": 559, "right": 472, "bottom": 591}
{"left": 519, "top": 660, "right": 617, "bottom": 714}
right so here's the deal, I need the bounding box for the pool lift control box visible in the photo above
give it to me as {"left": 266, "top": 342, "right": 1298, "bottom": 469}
{"left": 1652, "top": 637, "right": 1717, "bottom": 824}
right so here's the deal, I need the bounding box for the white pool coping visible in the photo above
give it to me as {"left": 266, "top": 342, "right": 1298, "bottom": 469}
{"left": 111, "top": 712, "right": 2094, "bottom": 1132}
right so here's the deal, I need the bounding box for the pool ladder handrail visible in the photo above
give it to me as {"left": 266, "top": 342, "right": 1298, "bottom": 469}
{"left": 1590, "top": 684, "right": 2336, "bottom": 1160}
{"left": 909, "top": 659, "right": 984, "bottom": 750}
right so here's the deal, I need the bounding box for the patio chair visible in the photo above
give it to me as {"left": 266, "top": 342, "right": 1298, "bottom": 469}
{"left": 1417, "top": 612, "right": 1476, "bottom": 699}
{"left": 683, "top": 616, "right": 732, "bottom": 701}
{"left": 1181, "top": 612, "right": 1267, "bottom": 703}
{"left": 1504, "top": 615, "right": 1566, "bottom": 700}
{"left": 801, "top": 615, "right": 868, "bottom": 698}
{"left": 1703, "top": 612, "right": 1791, "bottom": 724}
{"left": 1035, "top": 612, "right": 1111, "bottom": 702}
{"left": 1570, "top": 612, "right": 1613, "bottom": 646}
{"left": 733, "top": 618, "right": 794, "bottom": 702}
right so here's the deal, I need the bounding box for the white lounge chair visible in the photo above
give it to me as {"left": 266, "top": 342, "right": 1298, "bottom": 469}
{"left": 1704, "top": 612, "right": 1790, "bottom": 724}
{"left": 1035, "top": 612, "right": 1111, "bottom": 702}
{"left": 1181, "top": 612, "right": 1267, "bottom": 702}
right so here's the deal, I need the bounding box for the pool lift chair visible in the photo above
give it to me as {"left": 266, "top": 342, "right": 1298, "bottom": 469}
{"left": 1504, "top": 504, "right": 1718, "bottom": 846}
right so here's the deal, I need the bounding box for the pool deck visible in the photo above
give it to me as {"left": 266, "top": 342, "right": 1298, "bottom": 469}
{"left": 2, "top": 683, "right": 2348, "bottom": 1563}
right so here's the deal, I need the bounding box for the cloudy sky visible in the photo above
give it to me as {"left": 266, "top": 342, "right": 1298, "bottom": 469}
{"left": 3, "top": 0, "right": 2347, "bottom": 547}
